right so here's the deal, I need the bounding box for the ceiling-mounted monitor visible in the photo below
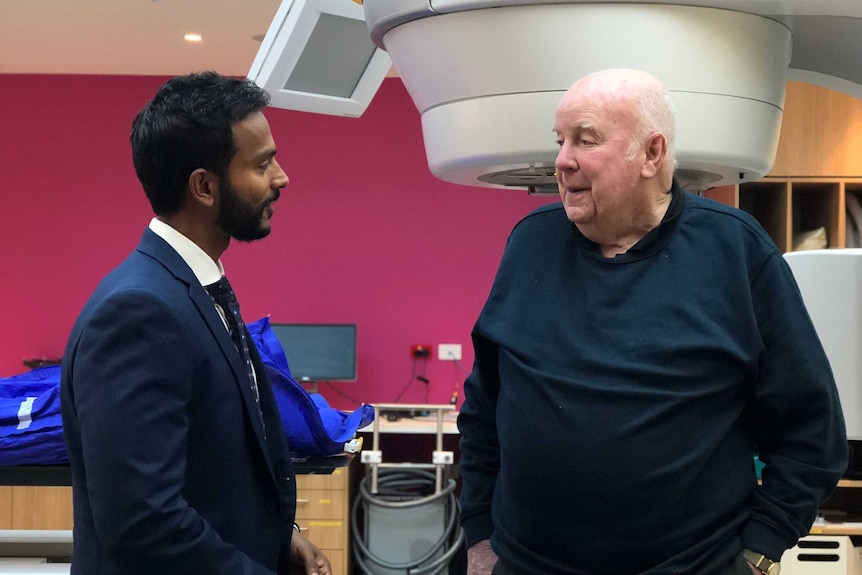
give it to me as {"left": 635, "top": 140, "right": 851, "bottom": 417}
{"left": 248, "top": 0, "right": 391, "bottom": 118}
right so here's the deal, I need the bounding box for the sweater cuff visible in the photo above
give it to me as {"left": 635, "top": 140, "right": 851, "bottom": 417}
{"left": 741, "top": 519, "right": 791, "bottom": 562}
{"left": 461, "top": 512, "right": 494, "bottom": 549}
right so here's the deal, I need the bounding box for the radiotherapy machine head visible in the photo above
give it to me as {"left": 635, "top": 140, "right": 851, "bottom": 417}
{"left": 251, "top": 0, "right": 862, "bottom": 192}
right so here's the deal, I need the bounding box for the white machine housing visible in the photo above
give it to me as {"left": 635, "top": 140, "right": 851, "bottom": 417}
{"left": 784, "top": 249, "right": 862, "bottom": 441}
{"left": 251, "top": 0, "right": 862, "bottom": 192}
{"left": 366, "top": 1, "right": 792, "bottom": 192}
{"left": 364, "top": 0, "right": 862, "bottom": 191}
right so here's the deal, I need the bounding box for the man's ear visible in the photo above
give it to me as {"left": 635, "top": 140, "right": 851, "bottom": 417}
{"left": 641, "top": 132, "right": 667, "bottom": 179}
{"left": 188, "top": 168, "right": 218, "bottom": 208}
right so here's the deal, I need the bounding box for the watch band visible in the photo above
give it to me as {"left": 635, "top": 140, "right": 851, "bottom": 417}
{"left": 742, "top": 549, "right": 780, "bottom": 575}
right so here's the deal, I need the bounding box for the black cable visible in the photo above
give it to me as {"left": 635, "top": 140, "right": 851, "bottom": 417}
{"left": 321, "top": 381, "right": 363, "bottom": 406}
{"left": 421, "top": 357, "right": 430, "bottom": 403}
{"left": 393, "top": 358, "right": 420, "bottom": 403}
{"left": 453, "top": 357, "right": 470, "bottom": 376}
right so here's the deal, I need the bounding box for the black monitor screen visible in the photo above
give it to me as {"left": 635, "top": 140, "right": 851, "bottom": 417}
{"left": 269, "top": 323, "right": 357, "bottom": 382}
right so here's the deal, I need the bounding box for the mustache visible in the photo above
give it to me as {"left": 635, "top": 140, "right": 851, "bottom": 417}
{"left": 268, "top": 187, "right": 281, "bottom": 203}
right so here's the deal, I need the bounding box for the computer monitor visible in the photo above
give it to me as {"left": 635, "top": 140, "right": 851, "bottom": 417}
{"left": 270, "top": 323, "right": 357, "bottom": 383}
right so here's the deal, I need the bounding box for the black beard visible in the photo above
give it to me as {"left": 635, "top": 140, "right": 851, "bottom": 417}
{"left": 216, "top": 180, "right": 272, "bottom": 242}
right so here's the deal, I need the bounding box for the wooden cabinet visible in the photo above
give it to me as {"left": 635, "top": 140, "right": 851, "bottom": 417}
{"left": 809, "top": 479, "right": 862, "bottom": 536}
{"left": 0, "top": 485, "right": 74, "bottom": 530}
{"left": 0, "top": 470, "right": 351, "bottom": 573}
{"left": 701, "top": 82, "right": 862, "bottom": 253}
{"left": 295, "top": 467, "right": 351, "bottom": 575}
{"left": 0, "top": 487, "right": 11, "bottom": 529}
{"left": 769, "top": 81, "right": 862, "bottom": 178}
{"left": 705, "top": 178, "right": 862, "bottom": 253}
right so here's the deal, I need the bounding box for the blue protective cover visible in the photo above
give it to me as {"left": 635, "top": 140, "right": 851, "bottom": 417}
{"left": 0, "top": 318, "right": 372, "bottom": 465}
{"left": 0, "top": 365, "right": 67, "bottom": 465}
{"left": 248, "top": 316, "right": 374, "bottom": 457}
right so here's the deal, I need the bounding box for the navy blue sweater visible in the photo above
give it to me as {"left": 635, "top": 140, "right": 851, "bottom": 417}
{"left": 458, "top": 185, "right": 847, "bottom": 575}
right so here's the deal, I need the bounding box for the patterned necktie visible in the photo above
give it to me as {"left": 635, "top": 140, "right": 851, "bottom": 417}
{"left": 205, "top": 276, "right": 265, "bottom": 432}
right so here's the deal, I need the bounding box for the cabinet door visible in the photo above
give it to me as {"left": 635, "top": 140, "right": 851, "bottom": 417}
{"left": 296, "top": 468, "right": 347, "bottom": 491}
{"left": 324, "top": 549, "right": 344, "bottom": 575}
{"left": 296, "top": 490, "right": 347, "bottom": 521}
{"left": 301, "top": 520, "right": 346, "bottom": 550}
{"left": 0, "top": 487, "right": 11, "bottom": 529}
{"left": 11, "top": 486, "right": 73, "bottom": 530}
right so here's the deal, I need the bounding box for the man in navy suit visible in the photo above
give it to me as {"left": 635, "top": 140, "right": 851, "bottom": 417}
{"left": 60, "top": 72, "right": 331, "bottom": 575}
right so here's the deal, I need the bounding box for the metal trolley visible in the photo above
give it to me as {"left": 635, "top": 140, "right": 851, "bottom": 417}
{"left": 352, "top": 404, "right": 464, "bottom": 575}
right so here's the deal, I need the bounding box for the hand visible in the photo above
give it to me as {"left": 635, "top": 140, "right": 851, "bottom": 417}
{"left": 467, "top": 539, "right": 498, "bottom": 575}
{"left": 747, "top": 564, "right": 762, "bottom": 575}
{"left": 289, "top": 531, "right": 332, "bottom": 575}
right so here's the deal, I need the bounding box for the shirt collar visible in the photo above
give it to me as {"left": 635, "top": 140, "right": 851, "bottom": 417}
{"left": 148, "top": 217, "right": 224, "bottom": 286}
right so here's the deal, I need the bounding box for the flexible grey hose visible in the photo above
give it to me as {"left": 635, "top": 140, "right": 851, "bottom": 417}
{"left": 351, "top": 468, "right": 464, "bottom": 575}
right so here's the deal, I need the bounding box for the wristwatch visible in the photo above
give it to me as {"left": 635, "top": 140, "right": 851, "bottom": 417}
{"left": 742, "top": 549, "right": 780, "bottom": 575}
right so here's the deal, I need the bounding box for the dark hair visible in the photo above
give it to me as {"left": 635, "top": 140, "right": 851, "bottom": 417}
{"left": 130, "top": 71, "right": 271, "bottom": 216}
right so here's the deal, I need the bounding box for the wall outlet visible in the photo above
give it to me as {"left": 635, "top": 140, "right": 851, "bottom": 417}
{"left": 410, "top": 344, "right": 432, "bottom": 358}
{"left": 438, "top": 344, "right": 462, "bottom": 361}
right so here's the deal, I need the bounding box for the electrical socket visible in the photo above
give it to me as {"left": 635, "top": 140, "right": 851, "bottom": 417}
{"left": 410, "top": 344, "right": 432, "bottom": 358}
{"left": 438, "top": 344, "right": 462, "bottom": 361}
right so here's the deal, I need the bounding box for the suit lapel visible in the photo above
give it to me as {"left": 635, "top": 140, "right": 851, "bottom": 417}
{"left": 135, "top": 229, "right": 276, "bottom": 474}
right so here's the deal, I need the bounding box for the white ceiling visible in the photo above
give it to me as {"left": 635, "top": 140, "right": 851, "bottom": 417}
{"left": 0, "top": 0, "right": 284, "bottom": 76}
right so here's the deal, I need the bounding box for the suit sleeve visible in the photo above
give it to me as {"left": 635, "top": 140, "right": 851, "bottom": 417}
{"left": 742, "top": 251, "right": 848, "bottom": 560}
{"left": 69, "top": 287, "right": 276, "bottom": 575}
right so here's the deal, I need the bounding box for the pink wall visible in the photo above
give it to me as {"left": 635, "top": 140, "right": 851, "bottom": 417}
{"left": 0, "top": 75, "right": 554, "bottom": 410}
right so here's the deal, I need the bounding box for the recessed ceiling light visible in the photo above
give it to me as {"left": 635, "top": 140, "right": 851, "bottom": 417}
{"left": 184, "top": 34, "right": 203, "bottom": 42}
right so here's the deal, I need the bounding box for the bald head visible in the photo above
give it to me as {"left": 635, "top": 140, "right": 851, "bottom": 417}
{"left": 553, "top": 68, "right": 679, "bottom": 253}
{"left": 561, "top": 68, "right": 676, "bottom": 184}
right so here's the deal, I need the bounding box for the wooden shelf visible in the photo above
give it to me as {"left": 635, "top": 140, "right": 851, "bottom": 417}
{"left": 807, "top": 479, "right": 862, "bottom": 535}
{"left": 703, "top": 82, "right": 862, "bottom": 254}
{"left": 705, "top": 177, "right": 862, "bottom": 253}
{"left": 809, "top": 523, "right": 862, "bottom": 536}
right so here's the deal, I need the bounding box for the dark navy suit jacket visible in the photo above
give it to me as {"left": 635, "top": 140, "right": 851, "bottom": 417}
{"left": 61, "top": 229, "right": 297, "bottom": 575}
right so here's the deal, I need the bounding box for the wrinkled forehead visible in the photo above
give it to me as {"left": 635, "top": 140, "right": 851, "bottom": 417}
{"left": 556, "top": 81, "right": 638, "bottom": 132}
{"left": 565, "top": 72, "right": 639, "bottom": 107}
